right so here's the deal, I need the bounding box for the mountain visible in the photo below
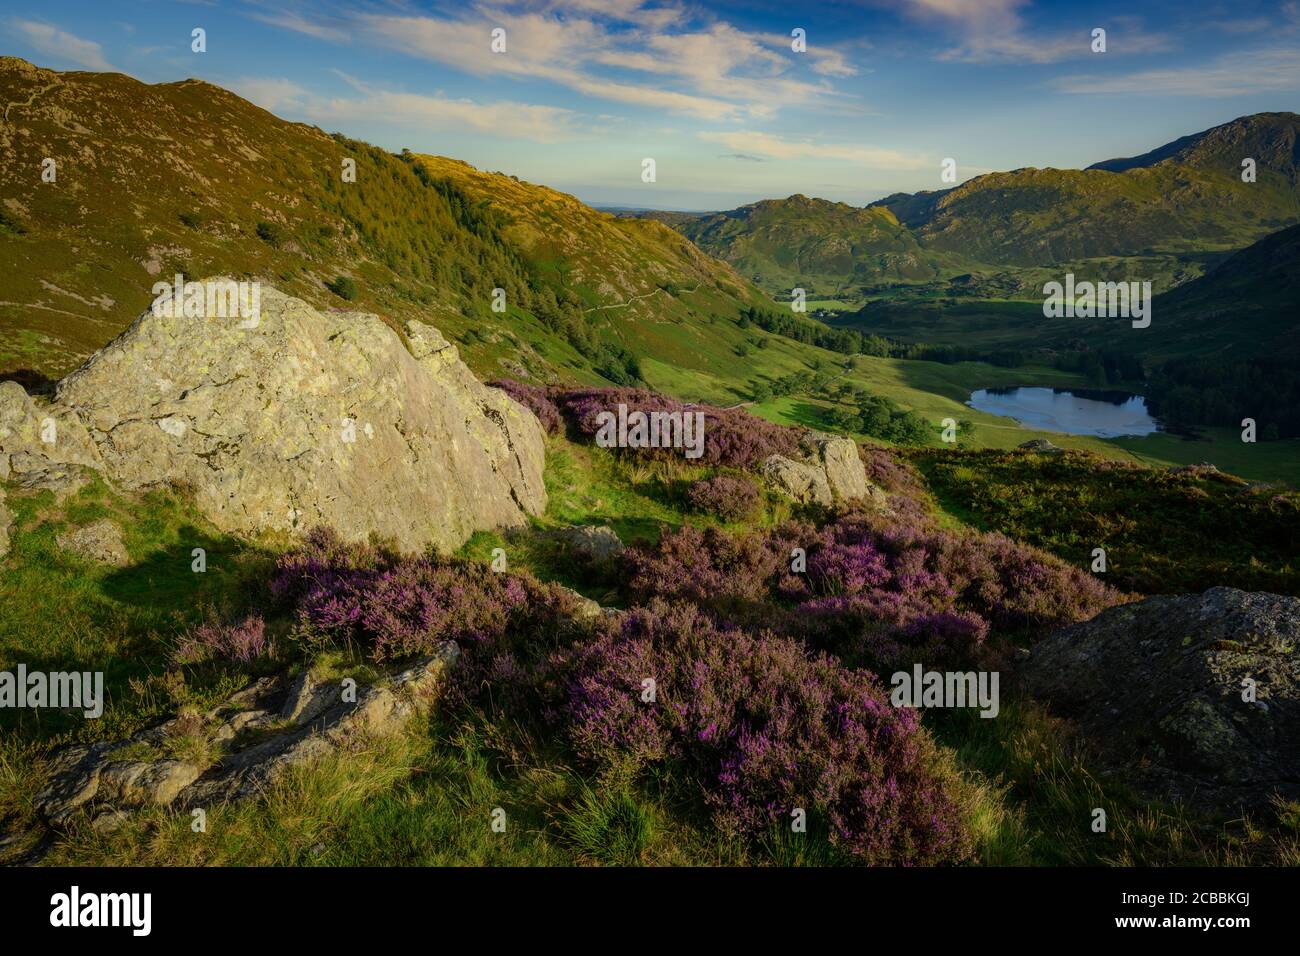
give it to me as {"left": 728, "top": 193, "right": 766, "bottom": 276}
{"left": 645, "top": 114, "right": 1300, "bottom": 303}
{"left": 0, "top": 57, "right": 763, "bottom": 387}
{"left": 879, "top": 114, "right": 1300, "bottom": 268}
{"left": 1089, "top": 112, "right": 1300, "bottom": 176}
{"left": 1135, "top": 222, "right": 1300, "bottom": 361}
{"left": 666, "top": 194, "right": 950, "bottom": 299}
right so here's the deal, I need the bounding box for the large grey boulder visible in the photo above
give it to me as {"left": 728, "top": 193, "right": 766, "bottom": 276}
{"left": 1021, "top": 587, "right": 1300, "bottom": 812}
{"left": 52, "top": 282, "right": 546, "bottom": 553}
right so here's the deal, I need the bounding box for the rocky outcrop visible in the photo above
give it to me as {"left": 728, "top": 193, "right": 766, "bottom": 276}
{"left": 56, "top": 519, "right": 128, "bottom": 566}
{"left": 26, "top": 281, "right": 547, "bottom": 553}
{"left": 35, "top": 644, "right": 458, "bottom": 827}
{"left": 1021, "top": 587, "right": 1300, "bottom": 813}
{"left": 1017, "top": 438, "right": 1062, "bottom": 454}
{"left": 761, "top": 431, "right": 886, "bottom": 508}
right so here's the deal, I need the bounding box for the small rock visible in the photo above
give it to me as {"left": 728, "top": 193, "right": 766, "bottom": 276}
{"left": 0, "top": 486, "right": 10, "bottom": 559}
{"left": 97, "top": 759, "right": 204, "bottom": 808}
{"left": 91, "top": 809, "right": 132, "bottom": 836}
{"left": 1169, "top": 461, "right": 1219, "bottom": 476}
{"left": 801, "top": 431, "right": 875, "bottom": 502}
{"left": 559, "top": 586, "right": 605, "bottom": 622}
{"left": 1017, "top": 439, "right": 1062, "bottom": 453}
{"left": 56, "top": 519, "right": 129, "bottom": 566}
{"left": 562, "top": 524, "right": 625, "bottom": 562}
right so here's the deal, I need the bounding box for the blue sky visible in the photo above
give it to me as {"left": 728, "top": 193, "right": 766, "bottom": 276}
{"left": 4, "top": 0, "right": 1298, "bottom": 209}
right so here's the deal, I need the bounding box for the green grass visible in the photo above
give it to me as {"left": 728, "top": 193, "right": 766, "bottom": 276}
{"left": 4, "top": 431, "right": 1298, "bottom": 868}
{"left": 911, "top": 448, "right": 1300, "bottom": 595}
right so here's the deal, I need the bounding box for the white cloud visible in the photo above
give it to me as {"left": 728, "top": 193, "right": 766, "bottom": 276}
{"left": 351, "top": 6, "right": 849, "bottom": 120}
{"left": 699, "top": 130, "right": 930, "bottom": 169}
{"left": 232, "top": 72, "right": 584, "bottom": 142}
{"left": 897, "top": 1, "right": 1168, "bottom": 63}
{"left": 9, "top": 19, "right": 114, "bottom": 71}
{"left": 1055, "top": 46, "right": 1300, "bottom": 96}
{"left": 230, "top": 77, "right": 311, "bottom": 112}
{"left": 248, "top": 11, "right": 351, "bottom": 44}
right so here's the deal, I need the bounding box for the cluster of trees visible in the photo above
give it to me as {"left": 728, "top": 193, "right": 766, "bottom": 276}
{"left": 1146, "top": 358, "right": 1300, "bottom": 440}
{"left": 824, "top": 393, "right": 935, "bottom": 445}
{"left": 739, "top": 307, "right": 1029, "bottom": 367}
{"left": 1052, "top": 349, "right": 1145, "bottom": 386}
{"left": 739, "top": 306, "right": 864, "bottom": 354}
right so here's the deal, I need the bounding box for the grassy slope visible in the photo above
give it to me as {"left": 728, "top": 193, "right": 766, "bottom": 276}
{"left": 0, "top": 58, "right": 764, "bottom": 387}
{"left": 7, "top": 437, "right": 1297, "bottom": 867}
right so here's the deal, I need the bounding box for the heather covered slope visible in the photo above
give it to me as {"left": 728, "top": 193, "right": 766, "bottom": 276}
{"left": 3, "top": 384, "right": 1298, "bottom": 866}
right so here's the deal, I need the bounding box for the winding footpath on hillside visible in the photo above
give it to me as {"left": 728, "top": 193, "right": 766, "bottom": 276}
{"left": 583, "top": 284, "right": 700, "bottom": 313}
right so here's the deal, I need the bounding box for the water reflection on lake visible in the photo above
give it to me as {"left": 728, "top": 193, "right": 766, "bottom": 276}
{"left": 967, "top": 386, "right": 1160, "bottom": 438}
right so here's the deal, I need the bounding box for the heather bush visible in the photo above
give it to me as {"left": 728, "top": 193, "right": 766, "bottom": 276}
{"left": 620, "top": 511, "right": 1122, "bottom": 669}
{"left": 685, "top": 474, "right": 760, "bottom": 521}
{"left": 269, "top": 528, "right": 582, "bottom": 667}
{"left": 490, "top": 378, "right": 562, "bottom": 435}
{"left": 551, "top": 385, "right": 801, "bottom": 468}
{"left": 563, "top": 601, "right": 971, "bottom": 864}
{"left": 174, "top": 614, "right": 272, "bottom": 665}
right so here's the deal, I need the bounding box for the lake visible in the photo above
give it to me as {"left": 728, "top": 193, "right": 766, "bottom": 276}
{"left": 967, "top": 386, "right": 1160, "bottom": 438}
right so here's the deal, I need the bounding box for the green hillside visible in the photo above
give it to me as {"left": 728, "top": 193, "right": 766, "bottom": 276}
{"left": 644, "top": 113, "right": 1300, "bottom": 304}
{"left": 669, "top": 194, "right": 953, "bottom": 301}
{"left": 0, "top": 57, "right": 763, "bottom": 386}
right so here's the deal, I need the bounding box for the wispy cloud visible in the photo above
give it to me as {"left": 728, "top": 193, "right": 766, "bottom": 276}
{"left": 232, "top": 71, "right": 585, "bottom": 142}
{"left": 699, "top": 130, "right": 929, "bottom": 169}
{"left": 1055, "top": 46, "right": 1300, "bottom": 96}
{"left": 897, "top": 0, "right": 1168, "bottom": 63}
{"left": 248, "top": 10, "right": 351, "bottom": 44}
{"left": 8, "top": 19, "right": 114, "bottom": 71}
{"left": 250, "top": 2, "right": 859, "bottom": 122}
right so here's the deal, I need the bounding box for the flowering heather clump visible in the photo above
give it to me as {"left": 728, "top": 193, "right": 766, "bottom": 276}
{"left": 620, "top": 510, "right": 1122, "bottom": 669}
{"left": 563, "top": 601, "right": 971, "bottom": 864}
{"left": 551, "top": 386, "right": 802, "bottom": 468}
{"left": 269, "top": 528, "right": 580, "bottom": 665}
{"left": 174, "top": 614, "right": 271, "bottom": 665}
{"left": 859, "top": 444, "right": 927, "bottom": 497}
{"left": 685, "top": 474, "right": 761, "bottom": 521}
{"left": 490, "top": 378, "right": 562, "bottom": 435}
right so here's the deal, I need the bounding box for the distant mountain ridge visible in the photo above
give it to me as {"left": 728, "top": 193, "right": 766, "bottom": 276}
{"left": 643, "top": 113, "right": 1300, "bottom": 302}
